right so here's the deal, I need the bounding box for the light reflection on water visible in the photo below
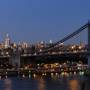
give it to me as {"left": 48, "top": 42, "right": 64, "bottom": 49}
{"left": 4, "top": 79, "right": 12, "bottom": 90}
{"left": 0, "top": 76, "right": 89, "bottom": 90}
{"left": 38, "top": 78, "right": 46, "bottom": 90}
{"left": 69, "top": 80, "right": 80, "bottom": 90}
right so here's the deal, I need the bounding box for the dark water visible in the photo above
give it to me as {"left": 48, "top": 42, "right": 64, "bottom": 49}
{"left": 0, "top": 76, "right": 90, "bottom": 90}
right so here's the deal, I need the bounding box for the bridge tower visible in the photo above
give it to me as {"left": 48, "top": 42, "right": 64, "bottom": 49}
{"left": 87, "top": 21, "right": 90, "bottom": 67}
{"left": 88, "top": 21, "right": 90, "bottom": 50}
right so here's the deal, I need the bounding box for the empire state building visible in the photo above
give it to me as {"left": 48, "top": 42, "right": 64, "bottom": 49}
{"left": 4, "top": 34, "right": 10, "bottom": 48}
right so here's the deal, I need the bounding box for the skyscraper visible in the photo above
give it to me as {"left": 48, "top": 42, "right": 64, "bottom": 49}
{"left": 4, "top": 34, "right": 10, "bottom": 48}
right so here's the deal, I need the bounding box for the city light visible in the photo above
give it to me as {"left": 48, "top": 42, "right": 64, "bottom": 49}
{"left": 0, "top": 32, "right": 88, "bottom": 79}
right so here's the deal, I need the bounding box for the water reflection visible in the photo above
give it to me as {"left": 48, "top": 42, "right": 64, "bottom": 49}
{"left": 4, "top": 79, "right": 12, "bottom": 90}
{"left": 38, "top": 78, "right": 46, "bottom": 90}
{"left": 0, "top": 76, "right": 90, "bottom": 90}
{"left": 69, "top": 80, "right": 80, "bottom": 90}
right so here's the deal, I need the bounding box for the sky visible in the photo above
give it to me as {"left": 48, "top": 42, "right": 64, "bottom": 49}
{"left": 0, "top": 0, "right": 90, "bottom": 44}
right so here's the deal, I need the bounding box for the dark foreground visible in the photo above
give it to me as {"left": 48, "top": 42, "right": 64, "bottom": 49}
{"left": 0, "top": 76, "right": 90, "bottom": 90}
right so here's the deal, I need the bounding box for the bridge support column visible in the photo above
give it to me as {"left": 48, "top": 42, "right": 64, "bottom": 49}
{"left": 10, "top": 49, "right": 20, "bottom": 68}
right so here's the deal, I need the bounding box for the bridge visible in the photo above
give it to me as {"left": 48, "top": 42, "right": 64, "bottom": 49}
{"left": 20, "top": 21, "right": 90, "bottom": 66}
{"left": 0, "top": 21, "right": 90, "bottom": 68}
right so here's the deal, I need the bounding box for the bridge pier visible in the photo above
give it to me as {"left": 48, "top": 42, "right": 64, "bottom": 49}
{"left": 10, "top": 49, "right": 20, "bottom": 68}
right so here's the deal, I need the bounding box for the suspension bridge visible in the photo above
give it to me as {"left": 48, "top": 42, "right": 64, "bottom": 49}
{"left": 0, "top": 21, "right": 90, "bottom": 67}
{"left": 19, "top": 21, "right": 90, "bottom": 66}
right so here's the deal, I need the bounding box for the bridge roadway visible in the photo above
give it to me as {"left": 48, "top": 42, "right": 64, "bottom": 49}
{"left": 0, "top": 50, "right": 89, "bottom": 59}
{"left": 19, "top": 50, "right": 90, "bottom": 64}
{"left": 0, "top": 51, "right": 88, "bottom": 69}
{"left": 21, "top": 51, "right": 90, "bottom": 57}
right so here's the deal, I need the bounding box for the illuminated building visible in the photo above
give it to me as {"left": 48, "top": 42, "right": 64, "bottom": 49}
{"left": 49, "top": 40, "right": 53, "bottom": 44}
{"left": 4, "top": 34, "right": 11, "bottom": 48}
{"left": 22, "top": 42, "right": 28, "bottom": 48}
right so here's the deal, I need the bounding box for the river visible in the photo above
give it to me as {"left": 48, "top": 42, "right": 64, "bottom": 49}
{"left": 0, "top": 76, "right": 89, "bottom": 90}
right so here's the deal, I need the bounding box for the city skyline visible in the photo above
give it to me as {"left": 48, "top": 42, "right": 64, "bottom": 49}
{"left": 0, "top": 0, "right": 90, "bottom": 43}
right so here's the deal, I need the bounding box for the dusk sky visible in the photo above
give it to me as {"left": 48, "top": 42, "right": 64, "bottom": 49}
{"left": 0, "top": 0, "right": 90, "bottom": 43}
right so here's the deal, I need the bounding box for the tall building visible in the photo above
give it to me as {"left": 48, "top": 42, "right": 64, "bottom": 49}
{"left": 49, "top": 40, "right": 53, "bottom": 44}
{"left": 4, "top": 34, "right": 11, "bottom": 48}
